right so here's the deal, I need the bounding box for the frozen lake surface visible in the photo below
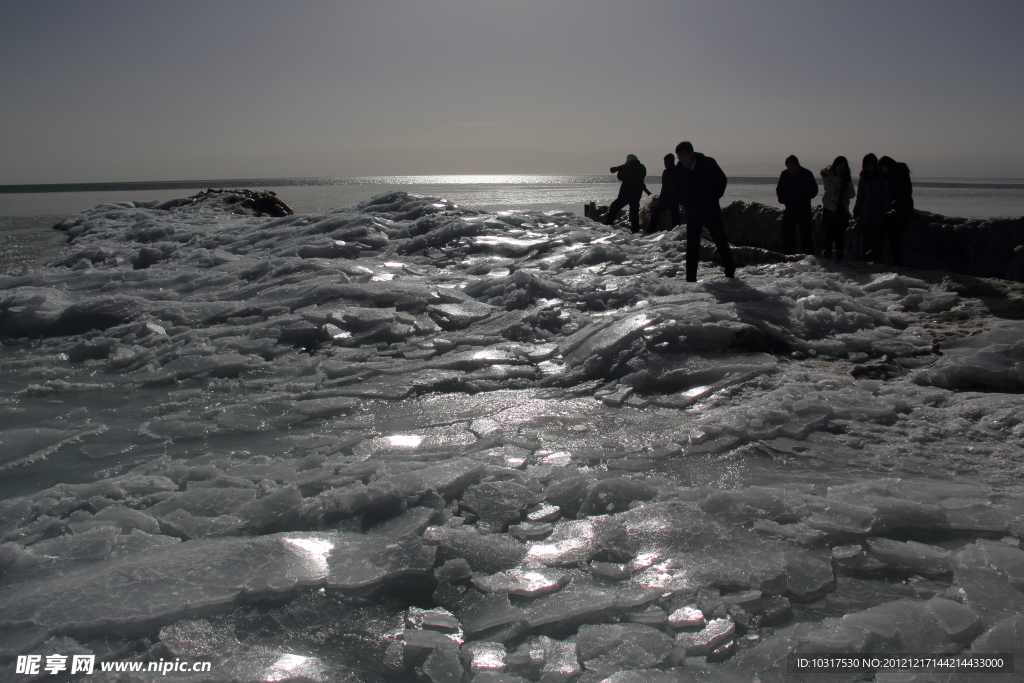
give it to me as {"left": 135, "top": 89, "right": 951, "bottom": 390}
{"left": 0, "top": 190, "right": 1022, "bottom": 681}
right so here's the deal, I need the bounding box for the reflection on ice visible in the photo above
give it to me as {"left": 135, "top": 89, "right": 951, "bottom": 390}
{"left": 263, "top": 653, "right": 326, "bottom": 682}
{"left": 283, "top": 536, "right": 334, "bottom": 577}
{"left": 386, "top": 434, "right": 423, "bottom": 448}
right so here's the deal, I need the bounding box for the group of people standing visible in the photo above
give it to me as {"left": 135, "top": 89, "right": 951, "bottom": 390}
{"left": 604, "top": 142, "right": 734, "bottom": 282}
{"left": 603, "top": 145, "right": 914, "bottom": 280}
{"left": 776, "top": 153, "right": 914, "bottom": 266}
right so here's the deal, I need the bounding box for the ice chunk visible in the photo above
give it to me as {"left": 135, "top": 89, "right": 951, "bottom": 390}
{"left": 235, "top": 484, "right": 303, "bottom": 532}
{"left": 435, "top": 558, "right": 473, "bottom": 584}
{"left": 396, "top": 629, "right": 464, "bottom": 683}
{"left": 157, "top": 618, "right": 240, "bottom": 658}
{"left": 576, "top": 623, "right": 673, "bottom": 674}
{"left": 525, "top": 517, "right": 625, "bottom": 566}
{"left": 136, "top": 352, "right": 266, "bottom": 383}
{"left": 428, "top": 301, "right": 494, "bottom": 330}
{"left": 471, "top": 673, "right": 534, "bottom": 683}
{"left": 146, "top": 487, "right": 257, "bottom": 518}
{"left": 923, "top": 597, "right": 983, "bottom": 645}
{"left": 965, "top": 613, "right": 1024, "bottom": 670}
{"left": 472, "top": 569, "right": 570, "bottom": 597}
{"left": 624, "top": 604, "right": 668, "bottom": 625}
{"left": 590, "top": 561, "right": 631, "bottom": 581}
{"left": 462, "top": 641, "right": 507, "bottom": 674}
{"left": 0, "top": 427, "right": 103, "bottom": 469}
{"left": 377, "top": 458, "right": 487, "bottom": 501}
{"left": 0, "top": 626, "right": 49, "bottom": 660}
{"left": 866, "top": 537, "right": 952, "bottom": 575}
{"left": 0, "top": 530, "right": 436, "bottom": 635}
{"left": 734, "top": 598, "right": 987, "bottom": 679}
{"left": 113, "top": 528, "right": 181, "bottom": 555}
{"left": 292, "top": 396, "right": 360, "bottom": 418}
{"left": 27, "top": 525, "right": 119, "bottom": 563}
{"left": 952, "top": 540, "right": 1024, "bottom": 625}
{"left": 407, "top": 606, "right": 462, "bottom": 635}
{"left": 524, "top": 579, "right": 660, "bottom": 628}
{"left": 579, "top": 477, "right": 657, "bottom": 516}
{"left": 428, "top": 526, "right": 528, "bottom": 574}
{"left": 69, "top": 504, "right": 160, "bottom": 536}
{"left": 542, "top": 476, "right": 593, "bottom": 518}
{"left": 509, "top": 521, "right": 554, "bottom": 540}
{"left": 463, "top": 481, "right": 542, "bottom": 531}
{"left": 673, "top": 618, "right": 735, "bottom": 657}
{"left": 458, "top": 593, "right": 525, "bottom": 640}
{"left": 668, "top": 605, "right": 707, "bottom": 630}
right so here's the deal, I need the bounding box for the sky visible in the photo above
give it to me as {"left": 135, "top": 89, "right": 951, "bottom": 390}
{"left": 2, "top": 0, "right": 1023, "bottom": 183}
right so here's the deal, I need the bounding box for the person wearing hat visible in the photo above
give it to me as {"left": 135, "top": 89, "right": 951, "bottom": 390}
{"left": 604, "top": 154, "right": 651, "bottom": 232}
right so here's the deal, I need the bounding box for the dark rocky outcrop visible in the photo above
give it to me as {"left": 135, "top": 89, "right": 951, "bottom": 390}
{"left": 721, "top": 200, "right": 1024, "bottom": 282}
{"left": 156, "top": 188, "right": 294, "bottom": 217}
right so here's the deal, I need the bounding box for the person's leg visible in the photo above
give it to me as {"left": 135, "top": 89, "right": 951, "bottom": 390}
{"left": 821, "top": 210, "right": 836, "bottom": 258}
{"left": 646, "top": 203, "right": 666, "bottom": 234}
{"left": 860, "top": 223, "right": 877, "bottom": 260}
{"left": 780, "top": 209, "right": 797, "bottom": 254}
{"left": 799, "top": 209, "right": 815, "bottom": 255}
{"left": 889, "top": 214, "right": 907, "bottom": 267}
{"left": 628, "top": 198, "right": 641, "bottom": 232}
{"left": 835, "top": 222, "right": 847, "bottom": 260}
{"left": 704, "top": 209, "right": 735, "bottom": 277}
{"left": 685, "top": 222, "right": 702, "bottom": 281}
{"left": 667, "top": 203, "right": 680, "bottom": 229}
{"left": 604, "top": 197, "right": 626, "bottom": 225}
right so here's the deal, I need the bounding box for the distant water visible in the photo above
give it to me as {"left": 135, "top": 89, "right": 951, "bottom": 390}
{"left": 2, "top": 174, "right": 1024, "bottom": 219}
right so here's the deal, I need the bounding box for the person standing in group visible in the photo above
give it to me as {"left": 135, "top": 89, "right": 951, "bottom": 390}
{"left": 852, "top": 153, "right": 886, "bottom": 261}
{"left": 819, "top": 156, "right": 855, "bottom": 260}
{"left": 674, "top": 141, "right": 735, "bottom": 281}
{"left": 775, "top": 154, "right": 819, "bottom": 254}
{"left": 604, "top": 154, "right": 651, "bottom": 232}
{"left": 646, "top": 153, "right": 680, "bottom": 233}
{"left": 869, "top": 156, "right": 914, "bottom": 267}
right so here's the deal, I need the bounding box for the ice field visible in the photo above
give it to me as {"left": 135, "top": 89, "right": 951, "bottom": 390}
{"left": 0, "top": 190, "right": 1022, "bottom": 682}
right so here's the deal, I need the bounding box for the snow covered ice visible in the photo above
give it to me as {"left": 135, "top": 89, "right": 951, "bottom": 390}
{"left": 0, "top": 189, "right": 1022, "bottom": 682}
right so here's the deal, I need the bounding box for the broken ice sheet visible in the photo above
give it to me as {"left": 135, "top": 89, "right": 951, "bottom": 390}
{"left": 0, "top": 528, "right": 435, "bottom": 636}
{"left": 472, "top": 568, "right": 570, "bottom": 597}
{"left": 3, "top": 190, "right": 1024, "bottom": 680}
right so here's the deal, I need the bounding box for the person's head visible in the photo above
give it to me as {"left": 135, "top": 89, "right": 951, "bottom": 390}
{"left": 626, "top": 154, "right": 639, "bottom": 164}
{"left": 861, "top": 153, "right": 878, "bottom": 173}
{"left": 831, "top": 155, "right": 850, "bottom": 176}
{"left": 785, "top": 154, "right": 800, "bottom": 174}
{"left": 663, "top": 153, "right": 675, "bottom": 168}
{"left": 675, "top": 141, "right": 695, "bottom": 167}
{"left": 877, "top": 156, "right": 896, "bottom": 175}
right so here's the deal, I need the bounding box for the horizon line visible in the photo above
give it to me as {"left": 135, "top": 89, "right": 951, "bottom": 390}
{"left": 4, "top": 174, "right": 1024, "bottom": 194}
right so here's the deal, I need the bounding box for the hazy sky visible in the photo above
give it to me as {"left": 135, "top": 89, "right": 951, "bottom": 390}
{"left": 2, "top": 0, "right": 1023, "bottom": 183}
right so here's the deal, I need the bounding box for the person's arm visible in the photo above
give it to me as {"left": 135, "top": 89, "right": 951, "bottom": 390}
{"left": 806, "top": 170, "right": 819, "bottom": 199}
{"left": 710, "top": 158, "right": 728, "bottom": 199}
{"left": 776, "top": 173, "right": 785, "bottom": 204}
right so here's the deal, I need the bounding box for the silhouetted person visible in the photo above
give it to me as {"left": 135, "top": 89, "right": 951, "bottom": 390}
{"left": 820, "top": 155, "right": 855, "bottom": 259}
{"left": 775, "top": 154, "right": 819, "bottom": 254}
{"left": 604, "top": 154, "right": 651, "bottom": 232}
{"left": 646, "top": 153, "right": 681, "bottom": 233}
{"left": 853, "top": 153, "right": 885, "bottom": 260}
{"left": 674, "top": 141, "right": 735, "bottom": 281}
{"left": 868, "top": 156, "right": 913, "bottom": 267}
